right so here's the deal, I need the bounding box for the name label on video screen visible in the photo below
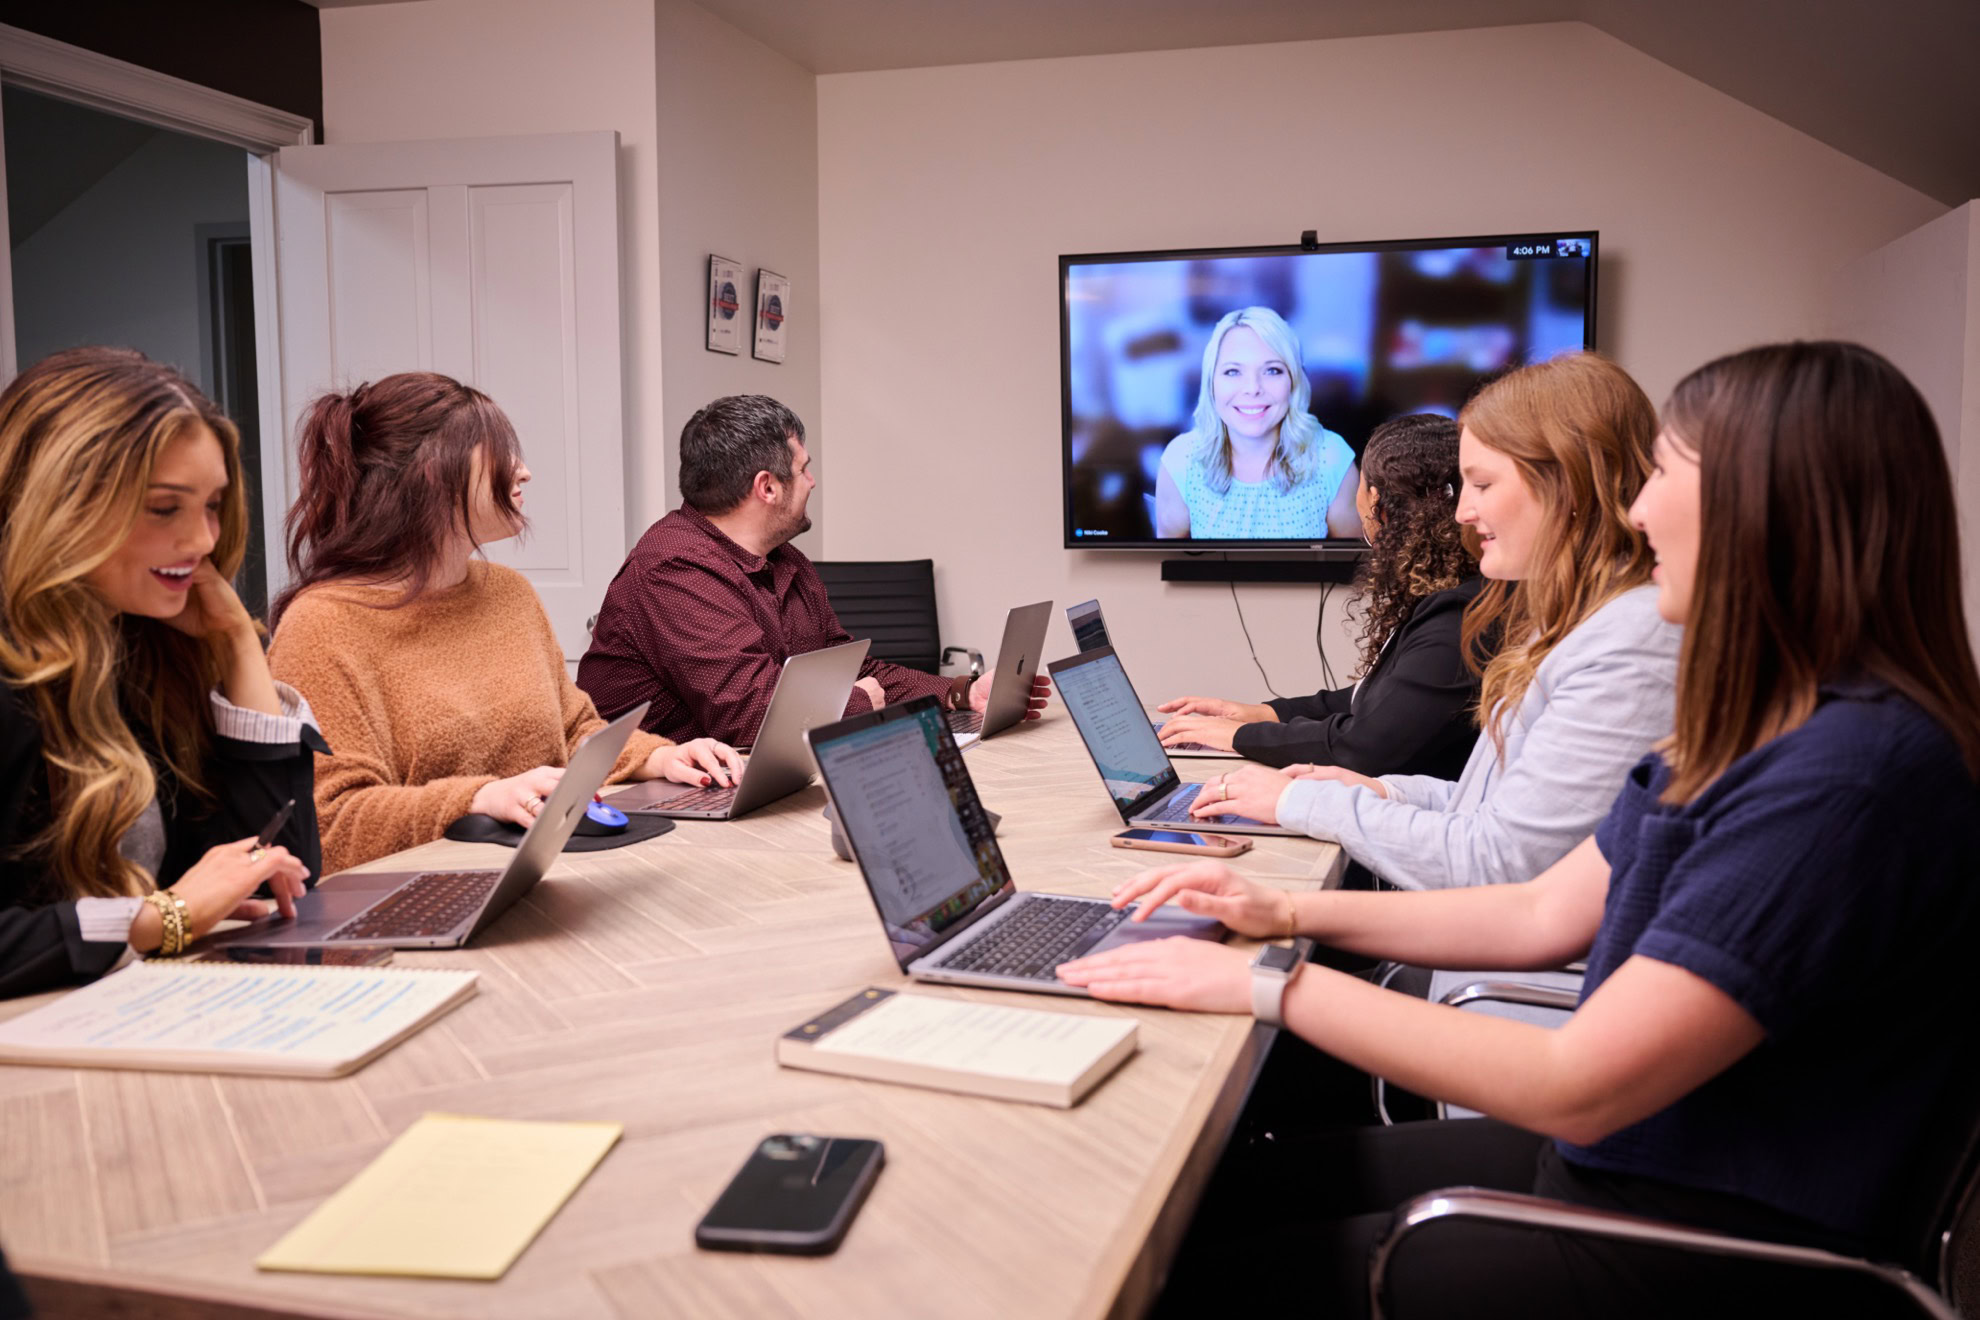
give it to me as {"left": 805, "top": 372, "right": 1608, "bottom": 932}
{"left": 1507, "top": 237, "right": 1591, "bottom": 261}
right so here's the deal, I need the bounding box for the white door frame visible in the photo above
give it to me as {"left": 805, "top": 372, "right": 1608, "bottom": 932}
{"left": 0, "top": 22, "right": 312, "bottom": 587}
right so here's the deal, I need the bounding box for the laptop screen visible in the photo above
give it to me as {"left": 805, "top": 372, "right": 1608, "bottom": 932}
{"left": 1066, "top": 599, "right": 1111, "bottom": 653}
{"left": 1050, "top": 648, "right": 1179, "bottom": 817}
{"left": 810, "top": 699, "right": 1013, "bottom": 967}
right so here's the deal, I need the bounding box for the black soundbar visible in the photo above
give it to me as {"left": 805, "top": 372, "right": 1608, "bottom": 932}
{"left": 1160, "top": 556, "right": 1362, "bottom": 585}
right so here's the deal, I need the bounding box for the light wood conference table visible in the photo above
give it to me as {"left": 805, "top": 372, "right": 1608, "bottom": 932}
{"left": 0, "top": 709, "right": 1342, "bottom": 1319}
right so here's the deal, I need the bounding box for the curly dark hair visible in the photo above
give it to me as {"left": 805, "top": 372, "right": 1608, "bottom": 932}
{"left": 1348, "top": 414, "right": 1475, "bottom": 676}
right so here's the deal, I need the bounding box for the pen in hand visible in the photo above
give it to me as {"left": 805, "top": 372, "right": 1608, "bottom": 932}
{"left": 249, "top": 798, "right": 302, "bottom": 920}
{"left": 249, "top": 798, "right": 295, "bottom": 861}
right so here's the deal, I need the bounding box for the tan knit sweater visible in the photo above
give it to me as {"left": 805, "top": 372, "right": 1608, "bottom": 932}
{"left": 270, "top": 562, "right": 666, "bottom": 874}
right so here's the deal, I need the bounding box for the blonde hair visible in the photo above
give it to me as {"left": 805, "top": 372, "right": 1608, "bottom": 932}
{"left": 0, "top": 348, "right": 247, "bottom": 899}
{"left": 1189, "top": 307, "right": 1322, "bottom": 495}
{"left": 1459, "top": 353, "right": 1657, "bottom": 753}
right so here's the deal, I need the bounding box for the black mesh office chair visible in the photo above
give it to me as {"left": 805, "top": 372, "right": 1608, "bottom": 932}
{"left": 812, "top": 559, "right": 980, "bottom": 677}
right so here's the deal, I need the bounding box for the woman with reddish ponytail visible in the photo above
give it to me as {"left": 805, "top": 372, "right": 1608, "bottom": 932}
{"left": 270, "top": 373, "right": 741, "bottom": 874}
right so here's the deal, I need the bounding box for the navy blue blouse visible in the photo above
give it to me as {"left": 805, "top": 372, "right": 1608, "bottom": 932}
{"left": 1561, "top": 682, "right": 1980, "bottom": 1249}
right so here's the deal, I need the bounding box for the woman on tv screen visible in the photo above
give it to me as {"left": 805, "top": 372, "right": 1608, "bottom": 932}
{"left": 1153, "top": 306, "right": 1361, "bottom": 541}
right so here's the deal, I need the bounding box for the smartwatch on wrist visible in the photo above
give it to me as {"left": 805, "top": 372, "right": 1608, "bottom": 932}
{"left": 1250, "top": 943, "right": 1303, "bottom": 1027}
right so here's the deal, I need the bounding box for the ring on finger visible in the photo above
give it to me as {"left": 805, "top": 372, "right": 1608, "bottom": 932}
{"left": 525, "top": 793, "right": 544, "bottom": 811}
{"left": 248, "top": 846, "right": 266, "bottom": 862}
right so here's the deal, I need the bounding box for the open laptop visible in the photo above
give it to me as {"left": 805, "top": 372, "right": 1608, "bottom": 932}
{"left": 1048, "top": 646, "right": 1299, "bottom": 835}
{"left": 603, "top": 639, "right": 870, "bottom": 820}
{"left": 808, "top": 695, "right": 1224, "bottom": 995}
{"left": 948, "top": 600, "right": 1054, "bottom": 750}
{"left": 1063, "top": 599, "right": 1241, "bottom": 759}
{"left": 200, "top": 704, "right": 647, "bottom": 951}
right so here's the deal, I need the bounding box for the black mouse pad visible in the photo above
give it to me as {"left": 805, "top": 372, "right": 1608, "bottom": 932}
{"left": 442, "top": 811, "right": 676, "bottom": 851}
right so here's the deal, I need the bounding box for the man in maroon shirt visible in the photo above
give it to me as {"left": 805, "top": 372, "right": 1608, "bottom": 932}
{"left": 577, "top": 395, "right": 1046, "bottom": 746}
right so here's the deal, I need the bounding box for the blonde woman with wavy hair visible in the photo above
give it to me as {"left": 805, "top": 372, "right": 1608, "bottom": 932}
{"left": 1202, "top": 352, "right": 1681, "bottom": 891}
{"left": 1154, "top": 306, "right": 1361, "bottom": 540}
{"left": 0, "top": 348, "right": 317, "bottom": 998}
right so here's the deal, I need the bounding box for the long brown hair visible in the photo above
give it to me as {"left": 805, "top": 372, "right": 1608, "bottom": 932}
{"left": 1660, "top": 341, "right": 1980, "bottom": 802}
{"left": 0, "top": 348, "right": 247, "bottom": 899}
{"left": 1350, "top": 413, "right": 1474, "bottom": 675}
{"left": 1459, "top": 353, "right": 1659, "bottom": 751}
{"left": 272, "top": 372, "right": 523, "bottom": 625}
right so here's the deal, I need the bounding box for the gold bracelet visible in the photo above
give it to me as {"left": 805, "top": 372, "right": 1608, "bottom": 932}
{"left": 166, "top": 891, "right": 190, "bottom": 956}
{"left": 140, "top": 891, "right": 184, "bottom": 957}
{"left": 1282, "top": 889, "right": 1298, "bottom": 940}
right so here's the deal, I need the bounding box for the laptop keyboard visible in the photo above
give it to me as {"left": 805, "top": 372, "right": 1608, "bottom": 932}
{"left": 1140, "top": 783, "right": 1204, "bottom": 823}
{"left": 646, "top": 783, "right": 738, "bottom": 814}
{"left": 1149, "top": 718, "right": 1221, "bottom": 755}
{"left": 327, "top": 870, "right": 502, "bottom": 941}
{"left": 948, "top": 709, "right": 984, "bottom": 736}
{"left": 937, "top": 897, "right": 1129, "bottom": 981}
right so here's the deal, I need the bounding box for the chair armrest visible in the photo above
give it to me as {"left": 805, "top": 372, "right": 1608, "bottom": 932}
{"left": 1369, "top": 1187, "right": 1956, "bottom": 1320}
{"left": 1437, "top": 979, "right": 1581, "bottom": 1013}
{"left": 940, "top": 646, "right": 985, "bottom": 678}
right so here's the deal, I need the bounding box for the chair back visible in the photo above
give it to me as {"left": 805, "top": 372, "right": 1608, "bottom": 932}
{"left": 1931, "top": 1112, "right": 1980, "bottom": 1311}
{"left": 812, "top": 559, "right": 941, "bottom": 674}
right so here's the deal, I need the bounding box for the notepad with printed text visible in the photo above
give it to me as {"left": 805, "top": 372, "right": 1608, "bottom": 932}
{"left": 0, "top": 960, "right": 477, "bottom": 1078}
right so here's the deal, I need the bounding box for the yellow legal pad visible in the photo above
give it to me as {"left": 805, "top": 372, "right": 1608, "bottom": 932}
{"left": 257, "top": 1113, "right": 622, "bottom": 1279}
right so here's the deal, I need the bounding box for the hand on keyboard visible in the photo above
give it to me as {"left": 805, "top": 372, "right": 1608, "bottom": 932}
{"left": 1188, "top": 765, "right": 1297, "bottom": 826}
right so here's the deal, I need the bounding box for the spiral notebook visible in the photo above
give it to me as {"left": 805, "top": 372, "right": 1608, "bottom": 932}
{"left": 0, "top": 960, "right": 479, "bottom": 1078}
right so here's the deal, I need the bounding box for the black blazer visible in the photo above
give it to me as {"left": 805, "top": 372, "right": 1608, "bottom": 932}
{"left": 0, "top": 680, "right": 324, "bottom": 1000}
{"left": 1231, "top": 577, "right": 1485, "bottom": 779}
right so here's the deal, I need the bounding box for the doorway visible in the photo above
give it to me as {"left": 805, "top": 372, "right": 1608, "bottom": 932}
{"left": 3, "top": 83, "right": 269, "bottom": 613}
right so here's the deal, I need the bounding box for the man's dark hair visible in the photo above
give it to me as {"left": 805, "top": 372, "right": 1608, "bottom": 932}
{"left": 679, "top": 395, "right": 806, "bottom": 513}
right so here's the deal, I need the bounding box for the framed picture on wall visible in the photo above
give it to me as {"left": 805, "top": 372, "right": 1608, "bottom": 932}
{"left": 707, "top": 254, "right": 745, "bottom": 354}
{"left": 753, "top": 268, "right": 790, "bottom": 363}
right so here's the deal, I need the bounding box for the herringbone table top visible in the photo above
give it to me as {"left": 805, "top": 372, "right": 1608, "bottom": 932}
{"left": 0, "top": 710, "right": 1341, "bottom": 1319}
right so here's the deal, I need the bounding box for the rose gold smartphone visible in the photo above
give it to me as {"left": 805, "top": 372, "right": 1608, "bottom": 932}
{"left": 1110, "top": 828, "right": 1252, "bottom": 858}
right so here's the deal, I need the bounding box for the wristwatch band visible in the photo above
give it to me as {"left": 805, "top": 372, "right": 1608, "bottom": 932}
{"left": 1250, "top": 948, "right": 1300, "bottom": 1027}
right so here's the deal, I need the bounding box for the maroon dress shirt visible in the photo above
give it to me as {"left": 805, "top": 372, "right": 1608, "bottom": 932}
{"left": 576, "top": 506, "right": 953, "bottom": 745}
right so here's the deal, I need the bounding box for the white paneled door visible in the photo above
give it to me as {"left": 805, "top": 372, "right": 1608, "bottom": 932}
{"left": 271, "top": 132, "right": 623, "bottom": 658}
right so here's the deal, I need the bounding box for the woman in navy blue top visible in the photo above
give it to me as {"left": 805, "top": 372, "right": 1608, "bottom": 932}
{"left": 1062, "top": 341, "right": 1980, "bottom": 1317}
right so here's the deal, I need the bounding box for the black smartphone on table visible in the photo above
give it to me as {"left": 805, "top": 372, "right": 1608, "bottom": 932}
{"left": 694, "top": 1134, "right": 884, "bottom": 1255}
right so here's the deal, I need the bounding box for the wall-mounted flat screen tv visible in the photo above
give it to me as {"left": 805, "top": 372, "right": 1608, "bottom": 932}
{"left": 1061, "top": 232, "right": 1598, "bottom": 549}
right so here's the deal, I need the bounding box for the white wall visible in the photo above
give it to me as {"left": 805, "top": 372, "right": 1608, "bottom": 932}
{"left": 319, "top": 0, "right": 666, "bottom": 544}
{"left": 655, "top": 0, "right": 823, "bottom": 555}
{"left": 1832, "top": 202, "right": 1980, "bottom": 646}
{"left": 816, "top": 22, "right": 1947, "bottom": 700}
{"left": 12, "top": 130, "right": 248, "bottom": 396}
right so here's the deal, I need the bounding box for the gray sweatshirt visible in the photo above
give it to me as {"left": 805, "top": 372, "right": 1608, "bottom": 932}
{"left": 1274, "top": 584, "right": 1680, "bottom": 889}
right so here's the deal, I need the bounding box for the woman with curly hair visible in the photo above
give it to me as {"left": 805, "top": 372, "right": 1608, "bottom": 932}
{"left": 1157, "top": 413, "right": 1482, "bottom": 777}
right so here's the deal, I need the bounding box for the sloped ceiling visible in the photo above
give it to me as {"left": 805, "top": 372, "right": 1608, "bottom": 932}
{"left": 683, "top": 0, "right": 1980, "bottom": 205}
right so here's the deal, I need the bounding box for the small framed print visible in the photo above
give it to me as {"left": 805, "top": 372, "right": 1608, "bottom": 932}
{"left": 753, "top": 268, "right": 790, "bottom": 364}
{"left": 707, "top": 254, "right": 744, "bottom": 354}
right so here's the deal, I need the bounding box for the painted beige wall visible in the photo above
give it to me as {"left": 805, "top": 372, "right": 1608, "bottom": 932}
{"left": 1832, "top": 202, "right": 1980, "bottom": 646}
{"left": 816, "top": 21, "right": 1946, "bottom": 701}
{"left": 655, "top": 0, "right": 824, "bottom": 556}
{"left": 318, "top": 0, "right": 667, "bottom": 545}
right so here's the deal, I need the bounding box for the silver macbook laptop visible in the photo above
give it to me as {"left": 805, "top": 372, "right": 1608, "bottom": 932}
{"left": 1047, "top": 646, "right": 1298, "bottom": 836}
{"left": 808, "top": 695, "right": 1224, "bottom": 995}
{"left": 948, "top": 600, "right": 1053, "bottom": 750}
{"left": 1062, "top": 599, "right": 1239, "bottom": 759}
{"left": 200, "top": 704, "right": 647, "bottom": 951}
{"left": 605, "top": 639, "right": 870, "bottom": 820}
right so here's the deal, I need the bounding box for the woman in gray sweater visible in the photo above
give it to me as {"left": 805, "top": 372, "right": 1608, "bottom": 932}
{"left": 1200, "top": 353, "right": 1680, "bottom": 890}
